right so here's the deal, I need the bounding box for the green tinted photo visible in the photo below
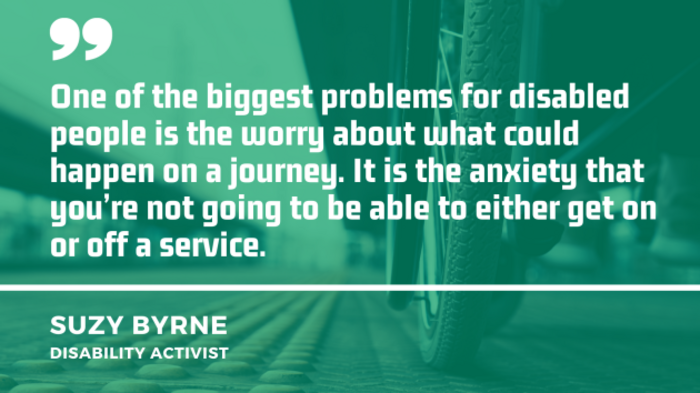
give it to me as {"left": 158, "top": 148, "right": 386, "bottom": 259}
{"left": 0, "top": 0, "right": 699, "bottom": 391}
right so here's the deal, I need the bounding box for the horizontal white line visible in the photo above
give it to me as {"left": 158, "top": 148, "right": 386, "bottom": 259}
{"left": 0, "top": 285, "right": 698, "bottom": 291}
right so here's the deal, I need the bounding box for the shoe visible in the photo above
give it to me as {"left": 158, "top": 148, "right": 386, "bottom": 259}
{"left": 539, "top": 240, "right": 601, "bottom": 270}
{"left": 538, "top": 183, "right": 603, "bottom": 270}
{"left": 649, "top": 154, "right": 700, "bottom": 265}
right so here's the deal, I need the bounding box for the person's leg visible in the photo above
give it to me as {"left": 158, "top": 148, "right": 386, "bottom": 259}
{"left": 537, "top": 0, "right": 700, "bottom": 267}
{"left": 650, "top": 66, "right": 700, "bottom": 265}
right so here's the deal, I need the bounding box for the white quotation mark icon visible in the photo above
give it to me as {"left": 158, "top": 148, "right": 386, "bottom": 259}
{"left": 50, "top": 18, "right": 112, "bottom": 61}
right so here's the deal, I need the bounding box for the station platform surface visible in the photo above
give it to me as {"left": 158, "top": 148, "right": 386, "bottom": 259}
{"left": 0, "top": 267, "right": 699, "bottom": 392}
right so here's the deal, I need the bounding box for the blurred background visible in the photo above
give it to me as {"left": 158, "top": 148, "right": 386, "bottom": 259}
{"left": 0, "top": 0, "right": 349, "bottom": 281}
{"left": 0, "top": 0, "right": 698, "bottom": 286}
{"left": 0, "top": 1, "right": 699, "bottom": 391}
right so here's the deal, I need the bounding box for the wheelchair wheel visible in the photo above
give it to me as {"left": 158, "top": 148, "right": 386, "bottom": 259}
{"left": 415, "top": 0, "right": 524, "bottom": 370}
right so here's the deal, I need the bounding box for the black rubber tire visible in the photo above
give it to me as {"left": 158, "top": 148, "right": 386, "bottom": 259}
{"left": 419, "top": 0, "right": 523, "bottom": 371}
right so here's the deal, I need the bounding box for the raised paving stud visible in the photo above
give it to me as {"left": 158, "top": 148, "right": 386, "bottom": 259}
{"left": 94, "top": 336, "right": 132, "bottom": 346}
{"left": 204, "top": 361, "right": 254, "bottom": 376}
{"left": 155, "top": 358, "right": 203, "bottom": 367}
{"left": 171, "top": 390, "right": 218, "bottom": 393}
{"left": 135, "top": 364, "right": 189, "bottom": 380}
{"left": 9, "top": 384, "right": 72, "bottom": 393}
{"left": 74, "top": 343, "right": 101, "bottom": 349}
{"left": 149, "top": 335, "right": 185, "bottom": 345}
{"left": 226, "top": 352, "right": 263, "bottom": 364}
{"left": 268, "top": 360, "right": 315, "bottom": 372}
{"left": 231, "top": 345, "right": 268, "bottom": 355}
{"left": 275, "top": 352, "right": 315, "bottom": 362}
{"left": 248, "top": 385, "right": 304, "bottom": 393}
{"left": 259, "top": 370, "right": 310, "bottom": 384}
{"left": 11, "top": 361, "right": 64, "bottom": 373}
{"left": 188, "top": 339, "right": 223, "bottom": 347}
{"left": 282, "top": 345, "right": 315, "bottom": 354}
{"left": 99, "top": 380, "right": 165, "bottom": 393}
{"left": 86, "top": 359, "right": 137, "bottom": 370}
{"left": 0, "top": 375, "right": 18, "bottom": 390}
{"left": 241, "top": 339, "right": 275, "bottom": 347}
{"left": 286, "top": 340, "right": 316, "bottom": 346}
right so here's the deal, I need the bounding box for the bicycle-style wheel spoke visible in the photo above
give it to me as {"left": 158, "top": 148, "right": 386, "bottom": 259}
{"left": 440, "top": 28, "right": 463, "bottom": 39}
